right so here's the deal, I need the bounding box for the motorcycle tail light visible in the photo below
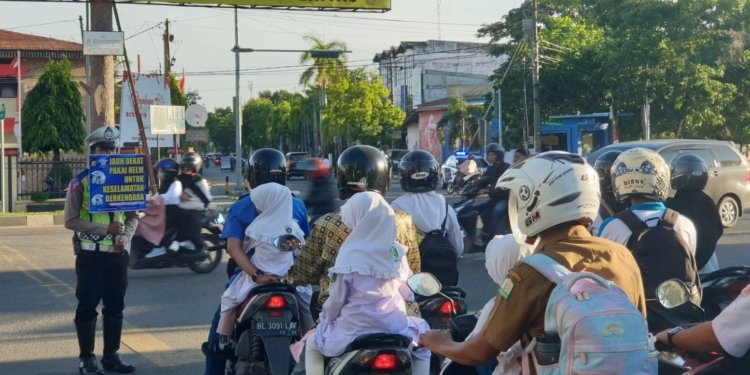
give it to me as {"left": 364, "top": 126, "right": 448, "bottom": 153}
{"left": 266, "top": 295, "right": 286, "bottom": 309}
{"left": 439, "top": 300, "right": 460, "bottom": 315}
{"left": 371, "top": 353, "right": 398, "bottom": 371}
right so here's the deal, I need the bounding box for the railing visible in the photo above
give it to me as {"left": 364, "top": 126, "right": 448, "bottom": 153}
{"left": 18, "top": 159, "right": 87, "bottom": 199}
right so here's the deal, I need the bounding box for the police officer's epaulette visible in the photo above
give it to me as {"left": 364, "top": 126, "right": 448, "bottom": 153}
{"left": 69, "top": 170, "right": 90, "bottom": 191}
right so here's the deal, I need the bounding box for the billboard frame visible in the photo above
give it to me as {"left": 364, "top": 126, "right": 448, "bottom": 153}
{"left": 33, "top": 0, "right": 391, "bottom": 12}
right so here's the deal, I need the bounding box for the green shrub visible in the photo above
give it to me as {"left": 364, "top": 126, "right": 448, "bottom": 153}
{"left": 31, "top": 192, "right": 50, "bottom": 203}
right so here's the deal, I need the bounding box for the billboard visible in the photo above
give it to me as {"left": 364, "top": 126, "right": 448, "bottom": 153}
{"left": 418, "top": 109, "right": 443, "bottom": 162}
{"left": 126, "top": 0, "right": 391, "bottom": 10}
{"left": 150, "top": 105, "right": 186, "bottom": 135}
{"left": 119, "top": 74, "right": 173, "bottom": 148}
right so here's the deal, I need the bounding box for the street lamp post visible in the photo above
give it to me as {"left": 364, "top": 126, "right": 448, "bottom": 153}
{"left": 231, "top": 42, "right": 349, "bottom": 180}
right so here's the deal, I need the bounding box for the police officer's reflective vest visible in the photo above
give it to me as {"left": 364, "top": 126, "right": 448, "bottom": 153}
{"left": 75, "top": 170, "right": 125, "bottom": 246}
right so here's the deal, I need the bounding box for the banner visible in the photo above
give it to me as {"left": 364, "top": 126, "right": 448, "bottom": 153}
{"left": 119, "top": 74, "right": 173, "bottom": 148}
{"left": 88, "top": 154, "right": 148, "bottom": 213}
{"left": 127, "top": 0, "right": 391, "bottom": 10}
{"left": 150, "top": 105, "right": 186, "bottom": 135}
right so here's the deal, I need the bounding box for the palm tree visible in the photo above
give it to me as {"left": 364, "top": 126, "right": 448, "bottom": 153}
{"left": 299, "top": 34, "right": 348, "bottom": 88}
{"left": 299, "top": 34, "right": 348, "bottom": 155}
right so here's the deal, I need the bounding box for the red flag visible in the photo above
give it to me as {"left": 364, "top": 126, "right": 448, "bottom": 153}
{"left": 179, "top": 71, "right": 186, "bottom": 94}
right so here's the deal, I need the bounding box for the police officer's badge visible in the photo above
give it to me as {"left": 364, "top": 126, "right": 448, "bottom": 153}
{"left": 285, "top": 226, "right": 293, "bottom": 234}
{"left": 391, "top": 246, "right": 399, "bottom": 262}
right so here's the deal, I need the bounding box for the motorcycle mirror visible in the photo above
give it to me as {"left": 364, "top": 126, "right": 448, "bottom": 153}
{"left": 657, "top": 279, "right": 691, "bottom": 309}
{"left": 407, "top": 273, "right": 442, "bottom": 297}
{"left": 273, "top": 234, "right": 302, "bottom": 252}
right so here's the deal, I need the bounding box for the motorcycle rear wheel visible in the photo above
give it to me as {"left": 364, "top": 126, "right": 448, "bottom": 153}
{"left": 189, "top": 232, "right": 224, "bottom": 274}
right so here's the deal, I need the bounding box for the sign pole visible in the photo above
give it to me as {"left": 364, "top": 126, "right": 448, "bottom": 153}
{"left": 0, "top": 107, "right": 5, "bottom": 213}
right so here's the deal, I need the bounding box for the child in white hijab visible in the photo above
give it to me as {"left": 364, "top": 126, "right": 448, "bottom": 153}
{"left": 215, "top": 183, "right": 306, "bottom": 345}
{"left": 305, "top": 192, "right": 431, "bottom": 374}
{"left": 467, "top": 234, "right": 534, "bottom": 375}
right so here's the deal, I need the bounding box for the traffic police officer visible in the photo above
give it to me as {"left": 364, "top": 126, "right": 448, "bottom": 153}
{"left": 64, "top": 126, "right": 139, "bottom": 375}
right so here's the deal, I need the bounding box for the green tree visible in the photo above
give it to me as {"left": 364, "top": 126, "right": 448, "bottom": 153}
{"left": 206, "top": 107, "right": 234, "bottom": 153}
{"left": 323, "top": 68, "right": 405, "bottom": 148}
{"left": 299, "top": 35, "right": 348, "bottom": 88}
{"left": 438, "top": 96, "right": 485, "bottom": 150}
{"left": 242, "top": 98, "right": 275, "bottom": 151}
{"left": 21, "top": 58, "right": 86, "bottom": 160}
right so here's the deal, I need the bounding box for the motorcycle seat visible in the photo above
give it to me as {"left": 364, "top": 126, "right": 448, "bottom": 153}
{"left": 250, "top": 282, "right": 297, "bottom": 295}
{"left": 344, "top": 333, "right": 410, "bottom": 352}
{"left": 441, "top": 286, "right": 467, "bottom": 298}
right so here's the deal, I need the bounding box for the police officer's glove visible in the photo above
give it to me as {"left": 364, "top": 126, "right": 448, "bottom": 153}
{"left": 107, "top": 221, "right": 123, "bottom": 235}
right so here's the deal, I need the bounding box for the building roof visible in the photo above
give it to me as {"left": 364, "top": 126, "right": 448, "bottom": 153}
{"left": 374, "top": 40, "right": 490, "bottom": 62}
{"left": 0, "top": 30, "right": 83, "bottom": 60}
{"left": 415, "top": 95, "right": 486, "bottom": 112}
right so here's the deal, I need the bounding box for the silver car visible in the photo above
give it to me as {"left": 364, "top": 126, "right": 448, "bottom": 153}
{"left": 587, "top": 140, "right": 750, "bottom": 227}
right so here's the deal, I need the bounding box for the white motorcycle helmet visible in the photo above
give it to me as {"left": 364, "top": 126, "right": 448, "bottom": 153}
{"left": 611, "top": 147, "right": 670, "bottom": 202}
{"left": 496, "top": 151, "right": 600, "bottom": 244}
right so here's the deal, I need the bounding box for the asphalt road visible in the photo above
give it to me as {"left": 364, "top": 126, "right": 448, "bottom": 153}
{"left": 1, "top": 168, "right": 748, "bottom": 374}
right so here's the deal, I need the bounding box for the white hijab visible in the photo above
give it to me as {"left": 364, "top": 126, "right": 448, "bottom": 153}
{"left": 391, "top": 191, "right": 447, "bottom": 233}
{"left": 245, "top": 183, "right": 306, "bottom": 246}
{"left": 329, "top": 192, "right": 404, "bottom": 279}
{"left": 485, "top": 234, "right": 534, "bottom": 286}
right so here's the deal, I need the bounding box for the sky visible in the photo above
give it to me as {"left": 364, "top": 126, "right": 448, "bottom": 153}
{"left": 3, "top": 0, "right": 521, "bottom": 111}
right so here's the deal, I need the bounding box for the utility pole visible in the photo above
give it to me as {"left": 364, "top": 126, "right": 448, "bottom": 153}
{"left": 163, "top": 19, "right": 178, "bottom": 158}
{"left": 88, "top": 0, "right": 115, "bottom": 130}
{"left": 530, "top": 0, "right": 541, "bottom": 153}
{"left": 233, "top": 8, "right": 244, "bottom": 192}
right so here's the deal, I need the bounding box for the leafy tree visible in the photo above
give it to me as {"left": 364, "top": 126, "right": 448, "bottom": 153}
{"left": 438, "top": 96, "right": 485, "bottom": 150}
{"left": 206, "top": 107, "right": 235, "bottom": 153}
{"left": 299, "top": 35, "right": 348, "bottom": 88}
{"left": 22, "top": 58, "right": 86, "bottom": 160}
{"left": 323, "top": 68, "right": 405, "bottom": 148}
{"left": 242, "top": 98, "right": 275, "bottom": 151}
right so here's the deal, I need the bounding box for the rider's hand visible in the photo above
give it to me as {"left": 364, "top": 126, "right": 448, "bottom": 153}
{"left": 417, "top": 329, "right": 453, "bottom": 351}
{"left": 180, "top": 192, "right": 190, "bottom": 202}
{"left": 107, "top": 222, "right": 123, "bottom": 235}
{"left": 255, "top": 274, "right": 281, "bottom": 284}
{"left": 113, "top": 237, "right": 125, "bottom": 253}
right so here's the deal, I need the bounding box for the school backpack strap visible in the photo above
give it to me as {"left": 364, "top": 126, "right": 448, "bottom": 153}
{"left": 440, "top": 201, "right": 449, "bottom": 234}
{"left": 660, "top": 208, "right": 679, "bottom": 229}
{"left": 614, "top": 210, "right": 648, "bottom": 250}
{"left": 520, "top": 254, "right": 571, "bottom": 285}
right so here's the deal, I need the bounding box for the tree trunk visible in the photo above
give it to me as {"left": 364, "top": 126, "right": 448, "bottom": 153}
{"left": 89, "top": 0, "right": 115, "bottom": 131}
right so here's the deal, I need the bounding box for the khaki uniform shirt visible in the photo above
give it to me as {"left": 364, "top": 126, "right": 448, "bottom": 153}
{"left": 481, "top": 225, "right": 647, "bottom": 353}
{"left": 287, "top": 210, "right": 421, "bottom": 311}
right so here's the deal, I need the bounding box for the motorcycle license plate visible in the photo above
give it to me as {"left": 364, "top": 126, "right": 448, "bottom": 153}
{"left": 255, "top": 321, "right": 298, "bottom": 337}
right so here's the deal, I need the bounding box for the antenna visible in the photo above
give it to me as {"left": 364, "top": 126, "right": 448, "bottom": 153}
{"left": 437, "top": 0, "right": 443, "bottom": 40}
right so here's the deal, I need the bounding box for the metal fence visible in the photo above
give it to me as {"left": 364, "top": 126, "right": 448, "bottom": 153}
{"left": 18, "top": 159, "right": 87, "bottom": 199}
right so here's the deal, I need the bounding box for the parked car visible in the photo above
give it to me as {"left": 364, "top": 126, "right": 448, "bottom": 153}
{"left": 285, "top": 152, "right": 310, "bottom": 179}
{"left": 440, "top": 154, "right": 490, "bottom": 190}
{"left": 586, "top": 139, "right": 750, "bottom": 227}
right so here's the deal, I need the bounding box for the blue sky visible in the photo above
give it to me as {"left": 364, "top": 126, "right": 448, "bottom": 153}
{"left": 4, "top": 0, "right": 519, "bottom": 110}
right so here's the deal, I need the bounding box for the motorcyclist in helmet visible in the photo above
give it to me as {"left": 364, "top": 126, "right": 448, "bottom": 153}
{"left": 172, "top": 152, "right": 212, "bottom": 253}
{"left": 476, "top": 143, "right": 512, "bottom": 245}
{"left": 590, "top": 150, "right": 628, "bottom": 234}
{"left": 666, "top": 153, "right": 722, "bottom": 273}
{"left": 202, "top": 148, "right": 311, "bottom": 375}
{"left": 391, "top": 150, "right": 463, "bottom": 284}
{"left": 142, "top": 158, "right": 183, "bottom": 258}
{"left": 286, "top": 144, "right": 424, "bottom": 374}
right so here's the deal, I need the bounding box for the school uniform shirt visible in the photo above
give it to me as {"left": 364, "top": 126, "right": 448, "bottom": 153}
{"left": 597, "top": 201, "right": 697, "bottom": 258}
{"left": 712, "top": 285, "right": 750, "bottom": 358}
{"left": 178, "top": 178, "right": 212, "bottom": 211}
{"left": 481, "top": 225, "right": 647, "bottom": 354}
{"left": 161, "top": 180, "right": 182, "bottom": 206}
{"left": 391, "top": 192, "right": 464, "bottom": 257}
{"left": 220, "top": 194, "right": 310, "bottom": 241}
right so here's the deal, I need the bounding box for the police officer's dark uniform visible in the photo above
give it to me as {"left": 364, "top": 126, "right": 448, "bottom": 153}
{"left": 64, "top": 126, "right": 139, "bottom": 375}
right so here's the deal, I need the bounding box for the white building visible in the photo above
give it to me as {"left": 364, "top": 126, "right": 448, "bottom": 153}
{"left": 373, "top": 40, "right": 505, "bottom": 113}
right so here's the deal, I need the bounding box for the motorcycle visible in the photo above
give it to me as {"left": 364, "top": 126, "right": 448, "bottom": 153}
{"left": 229, "top": 234, "right": 305, "bottom": 375}
{"left": 129, "top": 207, "right": 225, "bottom": 274}
{"left": 324, "top": 273, "right": 442, "bottom": 375}
{"left": 439, "top": 314, "right": 481, "bottom": 375}
{"left": 655, "top": 279, "right": 731, "bottom": 375}
{"left": 452, "top": 183, "right": 510, "bottom": 254}
{"left": 446, "top": 172, "right": 481, "bottom": 195}
{"left": 416, "top": 285, "right": 467, "bottom": 330}
{"left": 700, "top": 266, "right": 750, "bottom": 320}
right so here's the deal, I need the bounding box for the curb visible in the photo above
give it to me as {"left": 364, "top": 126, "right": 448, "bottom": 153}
{"left": 0, "top": 215, "right": 65, "bottom": 227}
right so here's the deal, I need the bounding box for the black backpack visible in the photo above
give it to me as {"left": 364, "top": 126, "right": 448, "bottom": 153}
{"left": 419, "top": 202, "right": 459, "bottom": 286}
{"left": 615, "top": 209, "right": 700, "bottom": 298}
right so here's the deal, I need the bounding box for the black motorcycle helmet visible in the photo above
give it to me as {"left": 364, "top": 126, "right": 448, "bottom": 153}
{"left": 398, "top": 150, "right": 439, "bottom": 193}
{"left": 485, "top": 143, "right": 505, "bottom": 163}
{"left": 155, "top": 158, "right": 179, "bottom": 179}
{"left": 180, "top": 152, "right": 203, "bottom": 174}
{"left": 594, "top": 150, "right": 622, "bottom": 193}
{"left": 671, "top": 153, "right": 709, "bottom": 191}
{"left": 247, "top": 148, "right": 286, "bottom": 188}
{"left": 336, "top": 145, "right": 390, "bottom": 200}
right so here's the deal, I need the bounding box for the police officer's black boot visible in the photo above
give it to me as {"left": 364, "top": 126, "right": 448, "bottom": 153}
{"left": 101, "top": 316, "right": 136, "bottom": 373}
{"left": 75, "top": 319, "right": 103, "bottom": 375}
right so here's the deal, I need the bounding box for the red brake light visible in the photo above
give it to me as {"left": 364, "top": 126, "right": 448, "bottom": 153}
{"left": 266, "top": 295, "right": 286, "bottom": 309}
{"left": 371, "top": 353, "right": 398, "bottom": 370}
{"left": 746, "top": 171, "right": 750, "bottom": 184}
{"left": 439, "top": 300, "right": 459, "bottom": 315}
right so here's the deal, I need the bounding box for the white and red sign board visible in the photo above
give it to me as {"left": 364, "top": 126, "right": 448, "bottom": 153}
{"left": 119, "top": 74, "right": 173, "bottom": 148}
